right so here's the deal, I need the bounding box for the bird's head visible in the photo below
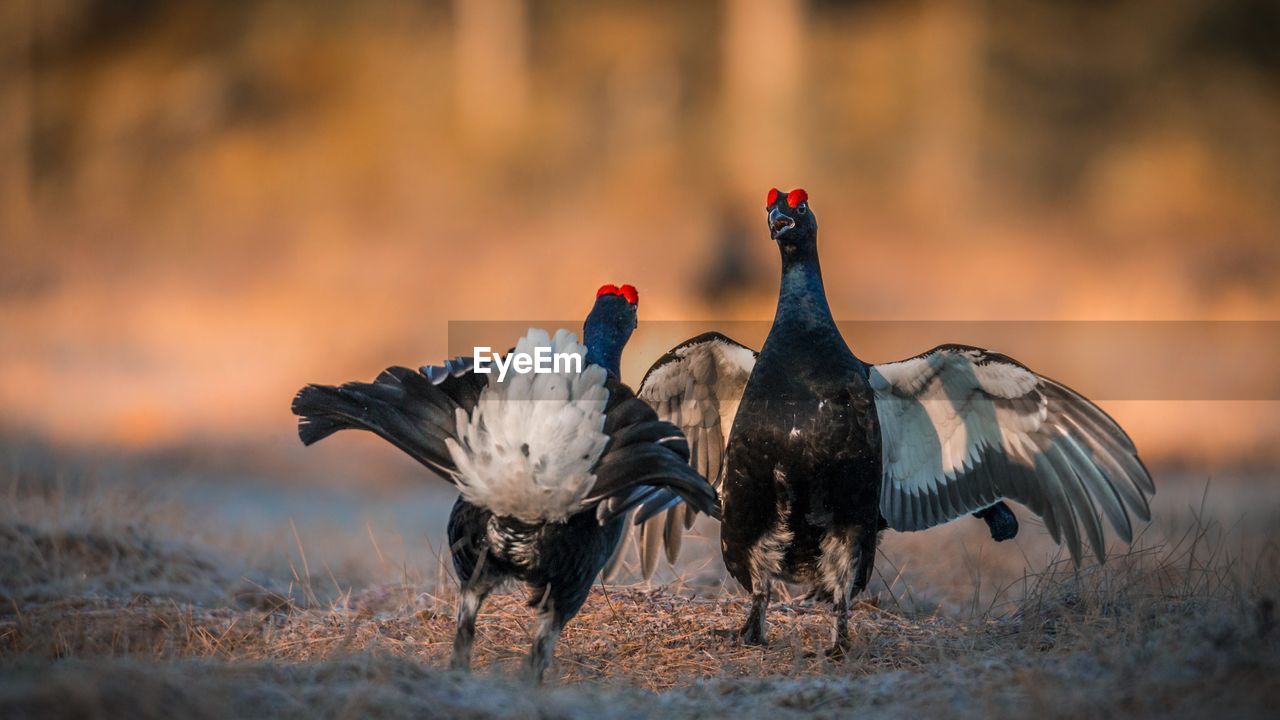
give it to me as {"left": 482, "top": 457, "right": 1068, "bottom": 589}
{"left": 764, "top": 187, "right": 817, "bottom": 255}
{"left": 583, "top": 284, "right": 639, "bottom": 376}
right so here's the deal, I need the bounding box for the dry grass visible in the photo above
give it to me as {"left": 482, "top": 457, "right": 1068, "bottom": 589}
{"left": 1, "top": 471, "right": 1278, "bottom": 718}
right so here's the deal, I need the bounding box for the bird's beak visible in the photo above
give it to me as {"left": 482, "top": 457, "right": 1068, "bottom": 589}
{"left": 768, "top": 207, "right": 795, "bottom": 239}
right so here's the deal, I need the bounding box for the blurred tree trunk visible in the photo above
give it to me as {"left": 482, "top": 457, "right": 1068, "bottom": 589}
{"left": 906, "top": 0, "right": 983, "bottom": 227}
{"left": 0, "top": 0, "right": 32, "bottom": 249}
{"left": 721, "top": 0, "right": 806, "bottom": 196}
{"left": 452, "top": 0, "right": 529, "bottom": 152}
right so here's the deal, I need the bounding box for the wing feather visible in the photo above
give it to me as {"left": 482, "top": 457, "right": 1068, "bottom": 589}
{"left": 873, "top": 344, "right": 1154, "bottom": 565}
{"left": 618, "top": 332, "right": 758, "bottom": 578}
{"left": 663, "top": 509, "right": 684, "bottom": 564}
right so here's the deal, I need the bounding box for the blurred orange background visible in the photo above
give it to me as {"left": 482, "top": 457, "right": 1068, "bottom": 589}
{"left": 2, "top": 0, "right": 1278, "bottom": 471}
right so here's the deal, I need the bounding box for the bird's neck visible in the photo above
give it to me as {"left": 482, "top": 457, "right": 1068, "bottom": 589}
{"left": 584, "top": 326, "right": 626, "bottom": 378}
{"left": 774, "top": 247, "right": 838, "bottom": 334}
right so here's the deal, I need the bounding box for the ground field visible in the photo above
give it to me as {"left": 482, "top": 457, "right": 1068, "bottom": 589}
{"left": 1, "top": 461, "right": 1277, "bottom": 719}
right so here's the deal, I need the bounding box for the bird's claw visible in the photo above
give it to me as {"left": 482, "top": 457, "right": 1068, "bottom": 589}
{"left": 738, "top": 624, "right": 768, "bottom": 646}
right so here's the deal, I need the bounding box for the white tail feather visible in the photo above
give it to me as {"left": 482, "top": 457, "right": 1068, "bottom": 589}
{"left": 446, "top": 329, "right": 610, "bottom": 523}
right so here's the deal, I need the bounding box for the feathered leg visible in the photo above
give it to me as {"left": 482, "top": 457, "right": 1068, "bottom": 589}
{"left": 525, "top": 596, "right": 565, "bottom": 684}
{"left": 829, "top": 588, "right": 851, "bottom": 659}
{"left": 447, "top": 500, "right": 499, "bottom": 673}
{"left": 819, "top": 527, "right": 857, "bottom": 659}
{"left": 738, "top": 519, "right": 786, "bottom": 646}
{"left": 450, "top": 569, "right": 500, "bottom": 672}
{"left": 827, "top": 523, "right": 878, "bottom": 659}
{"left": 740, "top": 574, "right": 772, "bottom": 645}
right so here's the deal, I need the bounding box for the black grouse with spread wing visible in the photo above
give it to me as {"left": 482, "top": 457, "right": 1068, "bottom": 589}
{"left": 632, "top": 188, "right": 1154, "bottom": 656}
{"left": 292, "top": 285, "right": 717, "bottom": 681}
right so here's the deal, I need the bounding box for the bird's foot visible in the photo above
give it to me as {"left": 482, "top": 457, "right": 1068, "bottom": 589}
{"left": 739, "top": 622, "right": 768, "bottom": 647}
{"left": 448, "top": 648, "right": 472, "bottom": 674}
{"left": 522, "top": 657, "right": 551, "bottom": 686}
{"left": 825, "top": 639, "right": 851, "bottom": 661}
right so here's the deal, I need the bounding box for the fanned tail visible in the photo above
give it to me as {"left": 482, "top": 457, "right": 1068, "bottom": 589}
{"left": 588, "top": 395, "right": 718, "bottom": 525}
{"left": 291, "top": 358, "right": 483, "bottom": 479}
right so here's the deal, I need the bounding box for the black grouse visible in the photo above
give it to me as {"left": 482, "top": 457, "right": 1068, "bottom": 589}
{"left": 291, "top": 284, "right": 717, "bottom": 682}
{"left": 631, "top": 188, "right": 1154, "bottom": 656}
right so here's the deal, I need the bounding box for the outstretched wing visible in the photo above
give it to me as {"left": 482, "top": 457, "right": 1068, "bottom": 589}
{"left": 292, "top": 356, "right": 482, "bottom": 479}
{"left": 871, "top": 344, "right": 1155, "bottom": 565}
{"left": 607, "top": 332, "right": 757, "bottom": 579}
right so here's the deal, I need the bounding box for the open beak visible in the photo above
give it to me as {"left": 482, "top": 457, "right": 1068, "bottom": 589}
{"left": 768, "top": 207, "right": 795, "bottom": 239}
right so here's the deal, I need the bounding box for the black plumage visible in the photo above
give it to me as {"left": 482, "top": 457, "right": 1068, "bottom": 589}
{"left": 717, "top": 198, "right": 880, "bottom": 651}
{"left": 291, "top": 287, "right": 717, "bottom": 682}
{"left": 632, "top": 188, "right": 1153, "bottom": 656}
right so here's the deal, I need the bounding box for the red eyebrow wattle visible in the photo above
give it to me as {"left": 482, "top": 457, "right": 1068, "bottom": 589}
{"left": 766, "top": 188, "right": 780, "bottom": 208}
{"left": 596, "top": 284, "right": 620, "bottom": 298}
{"left": 787, "top": 188, "right": 807, "bottom": 208}
{"left": 619, "top": 284, "right": 639, "bottom": 305}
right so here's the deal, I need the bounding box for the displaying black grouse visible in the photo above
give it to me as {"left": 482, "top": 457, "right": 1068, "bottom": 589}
{"left": 633, "top": 188, "right": 1154, "bottom": 656}
{"left": 626, "top": 342, "right": 1019, "bottom": 581}
{"left": 291, "top": 284, "right": 717, "bottom": 682}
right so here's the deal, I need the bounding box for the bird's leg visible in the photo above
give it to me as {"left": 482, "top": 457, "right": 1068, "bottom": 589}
{"left": 828, "top": 585, "right": 851, "bottom": 660}
{"left": 450, "top": 574, "right": 497, "bottom": 673}
{"left": 819, "top": 528, "right": 859, "bottom": 660}
{"left": 829, "top": 524, "right": 879, "bottom": 659}
{"left": 740, "top": 578, "right": 771, "bottom": 646}
{"left": 525, "top": 595, "right": 563, "bottom": 684}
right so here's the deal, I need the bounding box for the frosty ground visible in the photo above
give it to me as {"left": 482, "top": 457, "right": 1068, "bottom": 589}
{"left": 1, "top": 455, "right": 1276, "bottom": 719}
